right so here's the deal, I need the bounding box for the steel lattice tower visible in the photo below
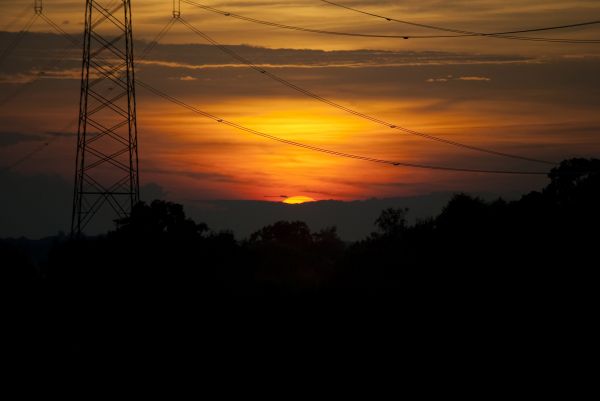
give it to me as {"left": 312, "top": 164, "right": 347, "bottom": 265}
{"left": 72, "top": 0, "right": 140, "bottom": 235}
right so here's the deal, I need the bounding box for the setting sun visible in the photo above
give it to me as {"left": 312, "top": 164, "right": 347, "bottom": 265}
{"left": 283, "top": 196, "right": 316, "bottom": 205}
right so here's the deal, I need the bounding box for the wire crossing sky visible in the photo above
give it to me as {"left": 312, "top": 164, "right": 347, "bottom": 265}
{"left": 319, "top": 0, "right": 600, "bottom": 42}
{"left": 179, "top": 17, "right": 557, "bottom": 166}
{"left": 137, "top": 80, "right": 549, "bottom": 175}
{"left": 182, "top": 0, "right": 600, "bottom": 43}
{"left": 1, "top": 0, "right": 599, "bottom": 206}
{"left": 3, "top": 11, "right": 550, "bottom": 175}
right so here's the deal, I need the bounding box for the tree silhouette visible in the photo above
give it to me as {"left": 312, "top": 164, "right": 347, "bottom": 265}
{"left": 246, "top": 221, "right": 344, "bottom": 292}
{"left": 3, "top": 157, "right": 598, "bottom": 296}
{"left": 114, "top": 200, "right": 208, "bottom": 240}
{"left": 0, "top": 241, "right": 36, "bottom": 281}
{"left": 374, "top": 207, "right": 408, "bottom": 237}
{"left": 8, "top": 157, "right": 600, "bottom": 360}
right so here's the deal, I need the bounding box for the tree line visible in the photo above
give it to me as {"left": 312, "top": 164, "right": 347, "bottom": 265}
{"left": 2, "top": 158, "right": 599, "bottom": 294}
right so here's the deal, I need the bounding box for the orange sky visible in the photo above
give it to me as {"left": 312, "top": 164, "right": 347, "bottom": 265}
{"left": 1, "top": 1, "right": 600, "bottom": 204}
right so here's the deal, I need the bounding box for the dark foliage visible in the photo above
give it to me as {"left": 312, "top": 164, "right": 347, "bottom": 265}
{"left": 3, "top": 158, "right": 598, "bottom": 295}
{"left": 4, "top": 158, "right": 598, "bottom": 362}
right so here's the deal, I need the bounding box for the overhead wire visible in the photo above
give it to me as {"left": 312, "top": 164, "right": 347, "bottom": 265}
{"left": 178, "top": 17, "right": 556, "bottom": 166}
{"left": 0, "top": 119, "right": 78, "bottom": 173}
{"left": 0, "top": 43, "right": 77, "bottom": 108}
{"left": 1, "top": 3, "right": 33, "bottom": 32}
{"left": 136, "top": 79, "right": 548, "bottom": 175}
{"left": 181, "top": 0, "right": 600, "bottom": 44}
{"left": 0, "top": 10, "right": 552, "bottom": 175}
{"left": 0, "top": 0, "right": 126, "bottom": 96}
{"left": 0, "top": 14, "right": 39, "bottom": 67}
{"left": 30, "top": 12, "right": 552, "bottom": 175}
{"left": 139, "top": 18, "right": 177, "bottom": 60}
{"left": 1, "top": 13, "right": 177, "bottom": 172}
{"left": 1, "top": 141, "right": 54, "bottom": 174}
{"left": 321, "top": 0, "right": 600, "bottom": 40}
{"left": 39, "top": 13, "right": 80, "bottom": 47}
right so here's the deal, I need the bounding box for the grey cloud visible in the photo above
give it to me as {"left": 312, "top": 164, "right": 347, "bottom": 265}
{"left": 145, "top": 167, "right": 247, "bottom": 185}
{"left": 0, "top": 131, "right": 76, "bottom": 148}
{"left": 45, "top": 131, "right": 76, "bottom": 138}
{"left": 141, "top": 43, "right": 532, "bottom": 68}
{"left": 0, "top": 31, "right": 533, "bottom": 74}
{"left": 0, "top": 131, "right": 45, "bottom": 147}
{"left": 426, "top": 75, "right": 491, "bottom": 83}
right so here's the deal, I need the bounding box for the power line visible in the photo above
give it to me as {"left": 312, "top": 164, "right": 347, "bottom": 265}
{"left": 0, "top": 14, "right": 39, "bottom": 67}
{"left": 0, "top": 11, "right": 88, "bottom": 108}
{"left": 0, "top": 121, "right": 77, "bottom": 173}
{"left": 0, "top": 11, "right": 552, "bottom": 176}
{"left": 181, "top": 0, "right": 600, "bottom": 44}
{"left": 139, "top": 18, "right": 177, "bottom": 60}
{"left": 0, "top": 13, "right": 87, "bottom": 108}
{"left": 0, "top": 14, "right": 177, "bottom": 172}
{"left": 321, "top": 0, "right": 600, "bottom": 38}
{"left": 1, "top": 3, "right": 33, "bottom": 32}
{"left": 39, "top": 14, "right": 80, "bottom": 46}
{"left": 1, "top": 141, "right": 52, "bottom": 173}
{"left": 0, "top": 38, "right": 79, "bottom": 108}
{"left": 178, "top": 17, "right": 556, "bottom": 166}
{"left": 136, "top": 79, "right": 548, "bottom": 175}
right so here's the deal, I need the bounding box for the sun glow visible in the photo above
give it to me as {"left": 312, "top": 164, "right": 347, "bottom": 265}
{"left": 283, "top": 196, "right": 316, "bottom": 204}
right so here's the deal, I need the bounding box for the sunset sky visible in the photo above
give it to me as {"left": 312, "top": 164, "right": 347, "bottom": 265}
{"left": 1, "top": 0, "right": 599, "bottom": 220}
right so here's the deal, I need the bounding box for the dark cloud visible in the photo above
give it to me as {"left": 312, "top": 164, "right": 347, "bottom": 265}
{"left": 0, "top": 131, "right": 45, "bottom": 147}
{"left": 140, "top": 43, "right": 531, "bottom": 68}
{"left": 0, "top": 31, "right": 533, "bottom": 74}
{"left": 45, "top": 131, "right": 76, "bottom": 138}
{"left": 145, "top": 167, "right": 247, "bottom": 185}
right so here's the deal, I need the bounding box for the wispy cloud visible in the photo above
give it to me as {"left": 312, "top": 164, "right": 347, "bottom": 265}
{"left": 145, "top": 167, "right": 246, "bottom": 185}
{"left": 0, "top": 68, "right": 94, "bottom": 84}
{"left": 427, "top": 75, "right": 491, "bottom": 83}
{"left": 0, "top": 131, "right": 45, "bottom": 147}
{"left": 0, "top": 73, "right": 37, "bottom": 84}
{"left": 458, "top": 76, "right": 492, "bottom": 81}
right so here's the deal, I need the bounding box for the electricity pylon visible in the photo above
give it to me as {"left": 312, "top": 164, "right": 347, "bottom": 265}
{"left": 72, "top": 0, "right": 140, "bottom": 235}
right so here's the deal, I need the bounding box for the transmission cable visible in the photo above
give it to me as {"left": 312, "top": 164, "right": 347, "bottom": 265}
{"left": 0, "top": 14, "right": 39, "bottom": 67}
{"left": 181, "top": 0, "right": 600, "bottom": 43}
{"left": 2, "top": 3, "right": 33, "bottom": 32}
{"left": 0, "top": 119, "right": 78, "bottom": 173}
{"left": 2, "top": 12, "right": 550, "bottom": 175}
{"left": 139, "top": 18, "right": 177, "bottom": 60}
{"left": 39, "top": 14, "right": 80, "bottom": 47}
{"left": 136, "top": 79, "right": 548, "bottom": 175}
{"left": 321, "top": 0, "right": 600, "bottom": 40}
{"left": 178, "top": 17, "right": 556, "bottom": 166}
{"left": 1, "top": 15, "right": 177, "bottom": 172}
